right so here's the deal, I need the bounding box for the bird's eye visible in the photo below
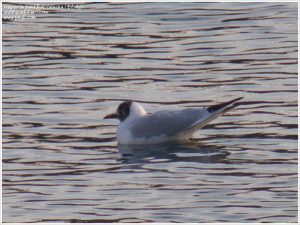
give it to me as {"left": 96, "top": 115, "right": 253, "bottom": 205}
{"left": 119, "top": 110, "right": 123, "bottom": 117}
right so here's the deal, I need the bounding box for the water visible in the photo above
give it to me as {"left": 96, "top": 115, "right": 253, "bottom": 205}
{"left": 2, "top": 2, "right": 298, "bottom": 223}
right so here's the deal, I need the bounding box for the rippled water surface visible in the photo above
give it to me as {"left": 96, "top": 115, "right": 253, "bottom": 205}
{"left": 2, "top": 2, "right": 298, "bottom": 223}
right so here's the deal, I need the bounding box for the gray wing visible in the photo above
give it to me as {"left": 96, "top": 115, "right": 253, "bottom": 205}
{"left": 130, "top": 108, "right": 209, "bottom": 139}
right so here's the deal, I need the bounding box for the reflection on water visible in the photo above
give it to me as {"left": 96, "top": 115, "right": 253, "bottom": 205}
{"left": 117, "top": 142, "right": 230, "bottom": 165}
{"left": 2, "top": 2, "right": 298, "bottom": 223}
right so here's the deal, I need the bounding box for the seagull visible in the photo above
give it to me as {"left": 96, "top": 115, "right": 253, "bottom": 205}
{"left": 104, "top": 97, "right": 243, "bottom": 145}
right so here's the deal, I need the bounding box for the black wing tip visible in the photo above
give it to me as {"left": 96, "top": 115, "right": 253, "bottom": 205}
{"left": 231, "top": 97, "right": 244, "bottom": 102}
{"left": 207, "top": 97, "right": 244, "bottom": 113}
{"left": 232, "top": 97, "right": 244, "bottom": 102}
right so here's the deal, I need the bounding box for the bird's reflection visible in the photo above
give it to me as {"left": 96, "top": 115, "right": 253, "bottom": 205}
{"left": 116, "top": 141, "right": 230, "bottom": 165}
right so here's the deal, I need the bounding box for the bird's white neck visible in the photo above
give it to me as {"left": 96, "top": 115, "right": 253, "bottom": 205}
{"left": 117, "top": 102, "right": 147, "bottom": 144}
{"left": 128, "top": 102, "right": 147, "bottom": 119}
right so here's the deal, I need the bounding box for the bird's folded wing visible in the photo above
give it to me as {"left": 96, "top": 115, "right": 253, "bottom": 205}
{"left": 130, "top": 108, "right": 209, "bottom": 139}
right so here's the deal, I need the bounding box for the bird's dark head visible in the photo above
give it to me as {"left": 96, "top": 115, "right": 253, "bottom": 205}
{"left": 104, "top": 101, "right": 132, "bottom": 121}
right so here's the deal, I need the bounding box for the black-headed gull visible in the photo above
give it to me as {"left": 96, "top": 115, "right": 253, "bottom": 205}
{"left": 104, "top": 97, "right": 243, "bottom": 144}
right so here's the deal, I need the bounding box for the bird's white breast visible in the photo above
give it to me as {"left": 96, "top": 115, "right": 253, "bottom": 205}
{"left": 117, "top": 121, "right": 134, "bottom": 144}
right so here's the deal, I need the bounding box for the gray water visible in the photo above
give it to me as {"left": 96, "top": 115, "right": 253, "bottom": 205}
{"left": 2, "top": 2, "right": 298, "bottom": 223}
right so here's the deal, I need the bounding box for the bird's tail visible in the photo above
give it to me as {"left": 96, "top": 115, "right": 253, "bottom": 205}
{"left": 181, "top": 97, "right": 243, "bottom": 139}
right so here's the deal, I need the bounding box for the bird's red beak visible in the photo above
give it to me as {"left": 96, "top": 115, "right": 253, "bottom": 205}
{"left": 104, "top": 113, "right": 119, "bottom": 119}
